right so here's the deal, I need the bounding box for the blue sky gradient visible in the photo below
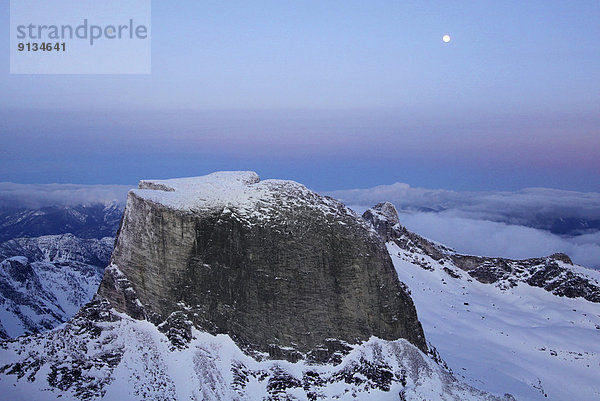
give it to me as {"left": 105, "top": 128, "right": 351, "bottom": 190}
{"left": 1, "top": 1, "right": 599, "bottom": 190}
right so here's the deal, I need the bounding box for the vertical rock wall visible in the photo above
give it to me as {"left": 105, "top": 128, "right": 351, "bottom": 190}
{"left": 98, "top": 173, "right": 427, "bottom": 359}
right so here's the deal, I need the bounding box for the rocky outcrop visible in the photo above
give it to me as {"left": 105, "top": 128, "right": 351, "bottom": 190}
{"left": 362, "top": 201, "right": 400, "bottom": 242}
{"left": 98, "top": 172, "right": 426, "bottom": 360}
{"left": 363, "top": 203, "right": 600, "bottom": 303}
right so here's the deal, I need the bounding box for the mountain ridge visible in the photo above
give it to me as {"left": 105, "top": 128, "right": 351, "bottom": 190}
{"left": 0, "top": 203, "right": 123, "bottom": 242}
{"left": 363, "top": 202, "right": 600, "bottom": 303}
{"left": 363, "top": 201, "right": 600, "bottom": 400}
{"left": 0, "top": 234, "right": 112, "bottom": 338}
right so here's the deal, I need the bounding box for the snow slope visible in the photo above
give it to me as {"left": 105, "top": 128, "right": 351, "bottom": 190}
{"left": 0, "top": 299, "right": 512, "bottom": 401}
{"left": 386, "top": 228, "right": 600, "bottom": 401}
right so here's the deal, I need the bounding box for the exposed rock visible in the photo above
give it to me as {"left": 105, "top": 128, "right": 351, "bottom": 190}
{"left": 98, "top": 171, "right": 426, "bottom": 359}
{"left": 362, "top": 201, "right": 400, "bottom": 242}
{"left": 157, "top": 311, "right": 194, "bottom": 350}
{"left": 550, "top": 252, "right": 572, "bottom": 264}
{"left": 98, "top": 264, "right": 145, "bottom": 320}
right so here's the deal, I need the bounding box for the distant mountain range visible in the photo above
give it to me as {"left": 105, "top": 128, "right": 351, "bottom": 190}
{"left": 0, "top": 202, "right": 123, "bottom": 243}
{"left": 0, "top": 234, "right": 113, "bottom": 339}
{"left": 0, "top": 202, "right": 122, "bottom": 338}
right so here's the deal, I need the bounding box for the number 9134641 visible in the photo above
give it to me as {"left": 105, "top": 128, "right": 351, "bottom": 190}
{"left": 18, "top": 42, "right": 66, "bottom": 52}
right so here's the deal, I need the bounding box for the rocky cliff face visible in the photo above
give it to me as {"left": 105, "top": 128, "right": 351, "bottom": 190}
{"left": 99, "top": 172, "right": 426, "bottom": 360}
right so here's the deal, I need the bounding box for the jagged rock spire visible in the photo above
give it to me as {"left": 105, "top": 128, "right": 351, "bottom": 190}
{"left": 362, "top": 201, "right": 400, "bottom": 242}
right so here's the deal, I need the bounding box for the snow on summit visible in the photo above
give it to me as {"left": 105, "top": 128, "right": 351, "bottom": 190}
{"left": 133, "top": 171, "right": 355, "bottom": 222}
{"left": 134, "top": 171, "right": 263, "bottom": 211}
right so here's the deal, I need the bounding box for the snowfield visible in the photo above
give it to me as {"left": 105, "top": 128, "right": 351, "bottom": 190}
{"left": 389, "top": 241, "right": 600, "bottom": 400}
{"left": 0, "top": 299, "right": 511, "bottom": 401}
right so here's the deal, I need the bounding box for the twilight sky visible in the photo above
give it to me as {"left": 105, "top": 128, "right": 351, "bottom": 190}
{"left": 1, "top": 1, "right": 599, "bottom": 191}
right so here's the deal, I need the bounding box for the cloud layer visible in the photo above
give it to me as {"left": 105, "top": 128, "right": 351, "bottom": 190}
{"left": 328, "top": 183, "right": 600, "bottom": 269}
{"left": 397, "top": 212, "right": 600, "bottom": 269}
{"left": 0, "top": 183, "right": 130, "bottom": 208}
{"left": 328, "top": 184, "right": 600, "bottom": 234}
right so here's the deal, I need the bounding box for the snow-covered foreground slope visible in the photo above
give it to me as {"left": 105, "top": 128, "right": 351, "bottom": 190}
{"left": 388, "top": 235, "right": 600, "bottom": 401}
{"left": 0, "top": 299, "right": 511, "bottom": 401}
{"left": 359, "top": 201, "right": 600, "bottom": 400}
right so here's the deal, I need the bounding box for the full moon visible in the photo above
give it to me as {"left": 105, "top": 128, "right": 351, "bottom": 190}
{"left": 442, "top": 34, "right": 451, "bottom": 43}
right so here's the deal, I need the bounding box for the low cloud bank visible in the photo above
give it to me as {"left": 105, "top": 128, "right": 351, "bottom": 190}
{"left": 397, "top": 212, "right": 600, "bottom": 269}
{"left": 328, "top": 184, "right": 600, "bottom": 232}
{"left": 0, "top": 183, "right": 131, "bottom": 208}
{"left": 329, "top": 183, "right": 600, "bottom": 269}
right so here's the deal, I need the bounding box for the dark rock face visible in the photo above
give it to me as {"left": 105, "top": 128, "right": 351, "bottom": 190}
{"left": 98, "top": 264, "right": 145, "bottom": 320}
{"left": 363, "top": 203, "right": 600, "bottom": 303}
{"left": 98, "top": 172, "right": 426, "bottom": 359}
{"left": 525, "top": 261, "right": 600, "bottom": 301}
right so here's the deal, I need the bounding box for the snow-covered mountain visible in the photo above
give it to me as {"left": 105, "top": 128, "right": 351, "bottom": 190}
{"left": 0, "top": 201, "right": 120, "bottom": 339}
{"left": 0, "top": 234, "right": 112, "bottom": 338}
{"left": 0, "top": 202, "right": 123, "bottom": 243}
{"left": 0, "top": 173, "right": 598, "bottom": 400}
{"left": 363, "top": 202, "right": 600, "bottom": 401}
{"left": 0, "top": 172, "right": 514, "bottom": 400}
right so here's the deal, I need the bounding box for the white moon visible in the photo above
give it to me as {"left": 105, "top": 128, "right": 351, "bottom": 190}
{"left": 442, "top": 34, "right": 451, "bottom": 43}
